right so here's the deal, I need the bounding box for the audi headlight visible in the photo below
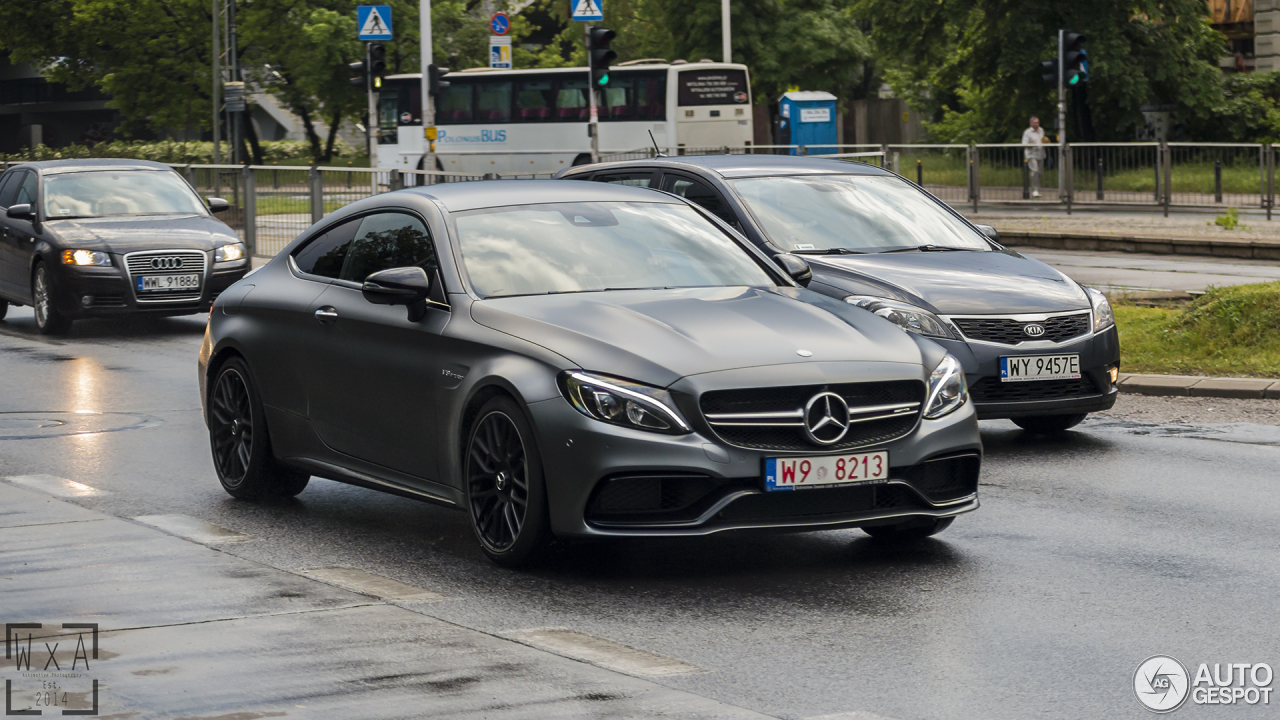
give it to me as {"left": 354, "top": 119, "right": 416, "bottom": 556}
{"left": 845, "top": 296, "right": 955, "bottom": 339}
{"left": 560, "top": 371, "right": 691, "bottom": 434}
{"left": 215, "top": 242, "right": 247, "bottom": 263}
{"left": 61, "top": 249, "right": 112, "bottom": 267}
{"left": 1087, "top": 287, "right": 1114, "bottom": 332}
{"left": 924, "top": 354, "right": 968, "bottom": 419}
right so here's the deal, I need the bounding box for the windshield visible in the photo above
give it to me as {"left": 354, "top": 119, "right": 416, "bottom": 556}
{"left": 730, "top": 174, "right": 991, "bottom": 253}
{"left": 454, "top": 202, "right": 775, "bottom": 298}
{"left": 43, "top": 170, "right": 208, "bottom": 218}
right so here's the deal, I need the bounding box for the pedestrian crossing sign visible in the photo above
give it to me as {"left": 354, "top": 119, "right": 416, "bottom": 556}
{"left": 357, "top": 6, "right": 393, "bottom": 41}
{"left": 572, "top": 0, "right": 603, "bottom": 22}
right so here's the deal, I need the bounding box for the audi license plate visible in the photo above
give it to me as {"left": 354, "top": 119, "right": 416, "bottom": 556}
{"left": 137, "top": 274, "right": 200, "bottom": 293}
{"left": 1000, "top": 354, "right": 1080, "bottom": 382}
{"left": 764, "top": 451, "right": 889, "bottom": 492}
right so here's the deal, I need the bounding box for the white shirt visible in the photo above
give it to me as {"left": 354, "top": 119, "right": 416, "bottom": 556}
{"left": 1022, "top": 127, "right": 1045, "bottom": 159}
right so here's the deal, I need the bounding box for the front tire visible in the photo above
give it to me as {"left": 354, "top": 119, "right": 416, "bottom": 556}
{"left": 209, "top": 356, "right": 310, "bottom": 500}
{"left": 464, "top": 396, "right": 550, "bottom": 567}
{"left": 0, "top": 299, "right": 8, "bottom": 320}
{"left": 863, "top": 517, "right": 954, "bottom": 542}
{"left": 1012, "top": 413, "right": 1087, "bottom": 435}
{"left": 32, "top": 263, "right": 71, "bottom": 335}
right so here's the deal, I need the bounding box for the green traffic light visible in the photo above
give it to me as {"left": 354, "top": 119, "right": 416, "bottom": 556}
{"left": 1068, "top": 73, "right": 1079, "bottom": 86}
{"left": 597, "top": 74, "right": 609, "bottom": 86}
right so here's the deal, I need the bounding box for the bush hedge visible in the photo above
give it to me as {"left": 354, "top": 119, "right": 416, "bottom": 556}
{"left": 0, "top": 139, "right": 359, "bottom": 165}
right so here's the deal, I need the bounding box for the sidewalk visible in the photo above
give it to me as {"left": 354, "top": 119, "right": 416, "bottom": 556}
{"left": 1118, "top": 373, "right": 1280, "bottom": 399}
{"left": 0, "top": 480, "right": 772, "bottom": 719}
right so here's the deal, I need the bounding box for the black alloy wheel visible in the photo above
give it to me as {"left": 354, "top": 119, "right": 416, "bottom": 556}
{"left": 209, "top": 357, "right": 309, "bottom": 500}
{"left": 465, "top": 396, "right": 549, "bottom": 566}
{"left": 863, "top": 516, "right": 954, "bottom": 542}
{"left": 1012, "top": 413, "right": 1088, "bottom": 435}
{"left": 32, "top": 264, "right": 71, "bottom": 335}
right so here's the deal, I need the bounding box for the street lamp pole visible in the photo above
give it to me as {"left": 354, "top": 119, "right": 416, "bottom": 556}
{"left": 721, "top": 0, "right": 731, "bottom": 63}
{"left": 421, "top": 0, "right": 433, "bottom": 174}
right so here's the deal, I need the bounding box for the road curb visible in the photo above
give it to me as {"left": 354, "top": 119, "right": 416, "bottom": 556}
{"left": 996, "top": 229, "right": 1280, "bottom": 261}
{"left": 1118, "top": 373, "right": 1280, "bottom": 400}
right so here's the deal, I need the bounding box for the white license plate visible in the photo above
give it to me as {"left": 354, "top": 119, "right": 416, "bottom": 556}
{"left": 137, "top": 274, "right": 200, "bottom": 292}
{"left": 764, "top": 451, "right": 889, "bottom": 492}
{"left": 1000, "top": 354, "right": 1080, "bottom": 382}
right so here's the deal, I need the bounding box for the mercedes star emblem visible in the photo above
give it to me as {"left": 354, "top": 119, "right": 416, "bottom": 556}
{"left": 803, "top": 391, "right": 850, "bottom": 445}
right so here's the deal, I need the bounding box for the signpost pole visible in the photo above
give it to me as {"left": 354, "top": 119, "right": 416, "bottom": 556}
{"left": 587, "top": 23, "right": 599, "bottom": 163}
{"left": 211, "top": 0, "right": 220, "bottom": 165}
{"left": 1057, "top": 28, "right": 1066, "bottom": 202}
{"left": 365, "top": 42, "right": 376, "bottom": 166}
{"left": 421, "top": 0, "right": 433, "bottom": 180}
{"left": 721, "top": 0, "right": 731, "bottom": 63}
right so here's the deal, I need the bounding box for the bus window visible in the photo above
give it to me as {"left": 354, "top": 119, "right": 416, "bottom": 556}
{"left": 557, "top": 78, "right": 589, "bottom": 122}
{"left": 601, "top": 72, "right": 665, "bottom": 122}
{"left": 438, "top": 82, "right": 473, "bottom": 124}
{"left": 378, "top": 88, "right": 399, "bottom": 144}
{"left": 635, "top": 75, "right": 666, "bottom": 120}
{"left": 476, "top": 80, "right": 512, "bottom": 123}
{"left": 515, "top": 79, "right": 554, "bottom": 122}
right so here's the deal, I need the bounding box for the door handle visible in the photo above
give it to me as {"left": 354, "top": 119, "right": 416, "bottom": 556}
{"left": 314, "top": 307, "right": 338, "bottom": 324}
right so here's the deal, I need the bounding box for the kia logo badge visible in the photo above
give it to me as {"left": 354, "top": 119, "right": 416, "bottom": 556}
{"left": 1023, "top": 322, "right": 1046, "bottom": 338}
{"left": 149, "top": 256, "right": 182, "bottom": 270}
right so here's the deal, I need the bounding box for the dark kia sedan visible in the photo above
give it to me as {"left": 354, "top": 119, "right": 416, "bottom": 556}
{"left": 199, "top": 180, "right": 981, "bottom": 566}
{"left": 559, "top": 156, "right": 1120, "bottom": 434}
{"left": 0, "top": 159, "right": 249, "bottom": 334}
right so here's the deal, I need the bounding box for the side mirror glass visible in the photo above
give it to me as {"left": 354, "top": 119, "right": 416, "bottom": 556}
{"left": 974, "top": 224, "right": 999, "bottom": 243}
{"left": 361, "top": 266, "right": 432, "bottom": 321}
{"left": 6, "top": 203, "right": 34, "bottom": 220}
{"left": 772, "top": 253, "right": 813, "bottom": 287}
{"left": 207, "top": 197, "right": 230, "bottom": 213}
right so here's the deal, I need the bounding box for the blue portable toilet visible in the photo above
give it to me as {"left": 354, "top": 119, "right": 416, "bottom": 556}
{"left": 778, "top": 91, "right": 838, "bottom": 156}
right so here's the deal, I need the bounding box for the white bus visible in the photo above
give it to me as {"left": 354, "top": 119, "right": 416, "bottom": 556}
{"left": 375, "top": 61, "right": 754, "bottom": 175}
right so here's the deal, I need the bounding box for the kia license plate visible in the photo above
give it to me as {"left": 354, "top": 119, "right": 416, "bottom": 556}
{"left": 1000, "top": 354, "right": 1080, "bottom": 382}
{"left": 137, "top": 274, "right": 200, "bottom": 293}
{"left": 764, "top": 451, "right": 889, "bottom": 492}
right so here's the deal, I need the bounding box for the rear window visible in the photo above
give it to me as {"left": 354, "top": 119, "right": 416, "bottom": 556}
{"left": 677, "top": 69, "right": 749, "bottom": 107}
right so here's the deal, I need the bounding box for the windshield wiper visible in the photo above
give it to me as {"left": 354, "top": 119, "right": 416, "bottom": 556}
{"left": 791, "top": 248, "right": 867, "bottom": 255}
{"left": 878, "top": 244, "right": 969, "bottom": 254}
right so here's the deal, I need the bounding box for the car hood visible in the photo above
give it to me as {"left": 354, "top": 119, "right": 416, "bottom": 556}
{"left": 808, "top": 250, "right": 1089, "bottom": 315}
{"left": 42, "top": 214, "right": 240, "bottom": 253}
{"left": 471, "top": 286, "right": 926, "bottom": 388}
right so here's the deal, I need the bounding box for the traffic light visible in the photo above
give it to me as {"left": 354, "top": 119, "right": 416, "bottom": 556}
{"left": 1039, "top": 58, "right": 1058, "bottom": 85}
{"left": 349, "top": 58, "right": 367, "bottom": 89}
{"left": 1063, "top": 32, "right": 1088, "bottom": 85}
{"left": 587, "top": 26, "right": 616, "bottom": 87}
{"left": 427, "top": 63, "right": 450, "bottom": 98}
{"left": 369, "top": 42, "right": 387, "bottom": 89}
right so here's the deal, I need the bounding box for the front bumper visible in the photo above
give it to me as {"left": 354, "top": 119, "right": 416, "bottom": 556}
{"left": 51, "top": 260, "right": 248, "bottom": 318}
{"left": 935, "top": 325, "right": 1120, "bottom": 420}
{"left": 528, "top": 393, "right": 981, "bottom": 538}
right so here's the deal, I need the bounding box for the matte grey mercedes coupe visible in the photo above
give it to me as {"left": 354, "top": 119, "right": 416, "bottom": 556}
{"left": 199, "top": 180, "right": 981, "bottom": 566}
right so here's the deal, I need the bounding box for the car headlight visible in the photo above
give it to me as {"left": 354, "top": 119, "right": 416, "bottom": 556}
{"left": 215, "top": 242, "right": 247, "bottom": 263}
{"left": 845, "top": 296, "right": 955, "bottom": 339}
{"left": 61, "top": 249, "right": 112, "bottom": 267}
{"left": 1087, "top": 287, "right": 1114, "bottom": 332}
{"left": 560, "top": 371, "right": 691, "bottom": 434}
{"left": 924, "top": 354, "right": 968, "bottom": 419}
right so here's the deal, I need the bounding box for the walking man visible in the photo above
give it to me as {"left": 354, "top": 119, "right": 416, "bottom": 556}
{"left": 1022, "top": 116, "right": 1047, "bottom": 198}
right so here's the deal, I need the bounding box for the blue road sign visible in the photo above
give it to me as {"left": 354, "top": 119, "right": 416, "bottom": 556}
{"left": 490, "top": 12, "right": 510, "bottom": 35}
{"left": 571, "top": 0, "right": 603, "bottom": 22}
{"left": 357, "top": 6, "right": 393, "bottom": 41}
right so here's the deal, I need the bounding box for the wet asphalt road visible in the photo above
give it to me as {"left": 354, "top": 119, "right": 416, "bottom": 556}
{"left": 1, "top": 307, "right": 1278, "bottom": 720}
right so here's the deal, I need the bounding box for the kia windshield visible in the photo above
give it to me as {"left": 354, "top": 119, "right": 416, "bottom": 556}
{"left": 454, "top": 202, "right": 775, "bottom": 298}
{"left": 44, "top": 170, "right": 208, "bottom": 219}
{"left": 730, "top": 174, "right": 992, "bottom": 253}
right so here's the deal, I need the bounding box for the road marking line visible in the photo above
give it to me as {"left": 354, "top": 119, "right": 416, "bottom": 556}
{"left": 805, "top": 713, "right": 904, "bottom": 720}
{"left": 132, "top": 514, "right": 253, "bottom": 544}
{"left": 505, "top": 627, "right": 701, "bottom": 677}
{"left": 4, "top": 474, "right": 108, "bottom": 497}
{"left": 301, "top": 567, "right": 446, "bottom": 601}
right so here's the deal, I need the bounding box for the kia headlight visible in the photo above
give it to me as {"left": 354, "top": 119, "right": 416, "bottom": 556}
{"left": 215, "top": 242, "right": 247, "bottom": 263}
{"left": 845, "top": 296, "right": 955, "bottom": 339}
{"left": 924, "top": 354, "right": 968, "bottom": 419}
{"left": 560, "top": 371, "right": 691, "bottom": 434}
{"left": 61, "top": 249, "right": 112, "bottom": 267}
{"left": 1086, "top": 287, "right": 1114, "bottom": 332}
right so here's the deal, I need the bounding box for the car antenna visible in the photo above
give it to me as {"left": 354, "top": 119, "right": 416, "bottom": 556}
{"left": 648, "top": 130, "right": 667, "bottom": 158}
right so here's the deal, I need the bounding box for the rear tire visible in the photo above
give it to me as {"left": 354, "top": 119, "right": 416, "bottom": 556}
{"left": 1012, "top": 413, "right": 1087, "bottom": 435}
{"left": 0, "top": 299, "right": 8, "bottom": 320}
{"left": 863, "top": 517, "right": 954, "bottom": 542}
{"left": 209, "top": 356, "right": 310, "bottom": 500}
{"left": 32, "top": 263, "right": 71, "bottom": 335}
{"left": 464, "top": 396, "right": 551, "bottom": 567}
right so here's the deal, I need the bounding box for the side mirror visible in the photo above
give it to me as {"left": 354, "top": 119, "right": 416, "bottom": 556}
{"left": 974, "top": 224, "right": 999, "bottom": 243}
{"left": 207, "top": 197, "right": 230, "bottom": 213}
{"left": 6, "top": 203, "right": 34, "bottom": 220}
{"left": 772, "top": 253, "right": 812, "bottom": 287}
{"left": 362, "top": 266, "right": 432, "bottom": 322}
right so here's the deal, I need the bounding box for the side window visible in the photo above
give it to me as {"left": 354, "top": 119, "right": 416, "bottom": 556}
{"left": 9, "top": 171, "right": 37, "bottom": 206}
{"left": 339, "top": 212, "right": 436, "bottom": 284}
{"left": 437, "top": 82, "right": 473, "bottom": 125}
{"left": 593, "top": 172, "right": 654, "bottom": 188}
{"left": 475, "top": 80, "right": 512, "bottom": 123}
{"left": 660, "top": 174, "right": 737, "bottom": 225}
{"left": 0, "top": 171, "right": 20, "bottom": 207}
{"left": 556, "top": 78, "right": 589, "bottom": 122}
{"left": 293, "top": 217, "right": 362, "bottom": 279}
{"left": 515, "top": 79, "right": 553, "bottom": 122}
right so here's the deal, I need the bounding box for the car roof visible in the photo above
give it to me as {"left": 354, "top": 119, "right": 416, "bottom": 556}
{"left": 566, "top": 154, "right": 894, "bottom": 180}
{"left": 8, "top": 158, "right": 176, "bottom": 175}
{"left": 402, "top": 179, "right": 682, "bottom": 212}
